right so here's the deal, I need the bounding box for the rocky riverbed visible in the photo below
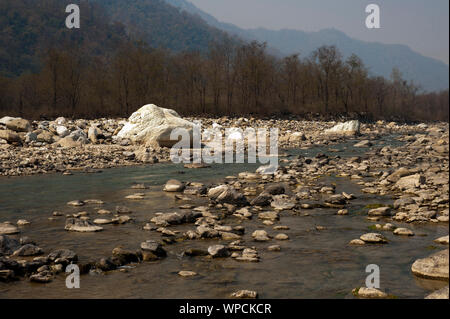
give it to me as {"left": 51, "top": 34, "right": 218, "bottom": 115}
{"left": 0, "top": 107, "right": 449, "bottom": 299}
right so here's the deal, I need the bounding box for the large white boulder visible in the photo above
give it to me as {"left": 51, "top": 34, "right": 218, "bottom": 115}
{"left": 325, "top": 120, "right": 360, "bottom": 136}
{"left": 117, "top": 104, "right": 194, "bottom": 147}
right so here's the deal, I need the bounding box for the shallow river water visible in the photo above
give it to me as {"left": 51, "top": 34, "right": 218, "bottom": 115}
{"left": 0, "top": 136, "right": 447, "bottom": 298}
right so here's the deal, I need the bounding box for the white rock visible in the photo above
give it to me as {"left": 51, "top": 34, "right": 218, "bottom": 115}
{"left": 325, "top": 120, "right": 360, "bottom": 135}
{"left": 116, "top": 104, "right": 194, "bottom": 147}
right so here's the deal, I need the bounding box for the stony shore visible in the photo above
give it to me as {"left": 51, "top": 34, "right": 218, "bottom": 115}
{"left": 1, "top": 113, "right": 449, "bottom": 298}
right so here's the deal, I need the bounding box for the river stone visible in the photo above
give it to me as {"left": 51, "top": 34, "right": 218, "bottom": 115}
{"left": 258, "top": 211, "right": 279, "bottom": 221}
{"left": 434, "top": 235, "right": 449, "bottom": 245}
{"left": 393, "top": 228, "right": 414, "bottom": 236}
{"left": 252, "top": 230, "right": 271, "bottom": 242}
{"left": 67, "top": 200, "right": 85, "bottom": 207}
{"left": 47, "top": 249, "right": 78, "bottom": 263}
{"left": 163, "top": 179, "right": 185, "bottom": 192}
{"left": 425, "top": 286, "right": 449, "bottom": 299}
{"left": 231, "top": 290, "right": 258, "bottom": 299}
{"left": 0, "top": 223, "right": 20, "bottom": 235}
{"left": 178, "top": 270, "right": 197, "bottom": 277}
{"left": 116, "top": 104, "right": 194, "bottom": 147}
{"left": 268, "top": 245, "right": 281, "bottom": 251}
{"left": 112, "top": 247, "right": 140, "bottom": 263}
{"left": 30, "top": 271, "right": 53, "bottom": 283}
{"left": 0, "top": 269, "right": 15, "bottom": 282}
{"left": 354, "top": 287, "right": 388, "bottom": 298}
{"left": 208, "top": 245, "right": 230, "bottom": 258}
{"left": 93, "top": 219, "right": 113, "bottom": 225}
{"left": 395, "top": 174, "right": 426, "bottom": 190}
{"left": 0, "top": 130, "right": 21, "bottom": 143}
{"left": 354, "top": 140, "right": 372, "bottom": 148}
{"left": 411, "top": 249, "right": 449, "bottom": 280}
{"left": 65, "top": 218, "right": 103, "bottom": 232}
{"left": 13, "top": 244, "right": 43, "bottom": 257}
{"left": 349, "top": 239, "right": 366, "bottom": 245}
{"left": 220, "top": 232, "right": 241, "bottom": 241}
{"left": 360, "top": 233, "right": 388, "bottom": 244}
{"left": 275, "top": 233, "right": 289, "bottom": 240}
{"left": 184, "top": 248, "right": 209, "bottom": 257}
{"left": 56, "top": 125, "right": 70, "bottom": 137}
{"left": 0, "top": 235, "right": 21, "bottom": 256}
{"left": 140, "top": 240, "right": 166, "bottom": 257}
{"left": 270, "top": 195, "right": 296, "bottom": 211}
{"left": 151, "top": 212, "right": 185, "bottom": 226}
{"left": 393, "top": 197, "right": 415, "bottom": 209}
{"left": 115, "top": 206, "right": 132, "bottom": 214}
{"left": 208, "top": 185, "right": 249, "bottom": 207}
{"left": 36, "top": 131, "right": 54, "bottom": 143}
{"left": 251, "top": 193, "right": 272, "bottom": 207}
{"left": 368, "top": 207, "right": 392, "bottom": 217}
{"left": 0, "top": 117, "right": 31, "bottom": 132}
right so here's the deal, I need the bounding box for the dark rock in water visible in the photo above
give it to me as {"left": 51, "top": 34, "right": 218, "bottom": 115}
{"left": 13, "top": 244, "right": 43, "bottom": 257}
{"left": 116, "top": 206, "right": 132, "bottom": 214}
{"left": 131, "top": 183, "right": 149, "bottom": 189}
{"left": 140, "top": 240, "right": 167, "bottom": 257}
{"left": 0, "top": 235, "right": 21, "bottom": 256}
{"left": 96, "top": 258, "right": 119, "bottom": 271}
{"left": 78, "top": 262, "right": 95, "bottom": 274}
{"left": 208, "top": 245, "right": 230, "bottom": 258}
{"left": 184, "top": 248, "right": 209, "bottom": 257}
{"left": 112, "top": 247, "right": 140, "bottom": 264}
{"left": 30, "top": 271, "right": 53, "bottom": 283}
{"left": 19, "top": 237, "right": 35, "bottom": 245}
{"left": 0, "top": 269, "right": 16, "bottom": 282}
{"left": 251, "top": 193, "right": 272, "bottom": 207}
{"left": 264, "top": 184, "right": 285, "bottom": 195}
{"left": 0, "top": 257, "right": 20, "bottom": 273}
{"left": 47, "top": 249, "right": 78, "bottom": 263}
{"left": 207, "top": 185, "right": 249, "bottom": 207}
{"left": 324, "top": 194, "right": 346, "bottom": 206}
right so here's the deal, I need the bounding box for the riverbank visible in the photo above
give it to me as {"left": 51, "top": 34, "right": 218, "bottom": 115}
{"left": 1, "top": 120, "right": 448, "bottom": 298}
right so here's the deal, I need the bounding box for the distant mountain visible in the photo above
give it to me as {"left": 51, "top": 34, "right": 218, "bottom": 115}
{"left": 0, "top": 0, "right": 235, "bottom": 77}
{"left": 0, "top": 0, "right": 129, "bottom": 77}
{"left": 92, "top": 0, "right": 233, "bottom": 53}
{"left": 164, "top": 0, "right": 449, "bottom": 92}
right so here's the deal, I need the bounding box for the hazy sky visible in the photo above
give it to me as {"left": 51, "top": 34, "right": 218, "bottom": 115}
{"left": 189, "top": 0, "right": 449, "bottom": 64}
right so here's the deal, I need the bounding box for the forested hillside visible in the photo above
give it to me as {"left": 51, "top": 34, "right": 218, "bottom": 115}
{"left": 0, "top": 0, "right": 448, "bottom": 122}
{"left": 0, "top": 0, "right": 129, "bottom": 77}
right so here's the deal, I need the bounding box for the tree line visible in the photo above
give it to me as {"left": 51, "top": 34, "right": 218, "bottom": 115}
{"left": 0, "top": 39, "right": 448, "bottom": 122}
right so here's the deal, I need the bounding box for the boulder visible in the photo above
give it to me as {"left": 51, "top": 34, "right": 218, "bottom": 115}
{"left": 56, "top": 126, "right": 70, "bottom": 137}
{"left": 0, "top": 235, "right": 21, "bottom": 256}
{"left": 0, "top": 130, "right": 21, "bottom": 144}
{"left": 0, "top": 223, "right": 20, "bottom": 235}
{"left": 368, "top": 207, "right": 392, "bottom": 217}
{"left": 325, "top": 120, "right": 360, "bottom": 136}
{"left": 411, "top": 249, "right": 449, "bottom": 280}
{"left": 207, "top": 245, "right": 230, "bottom": 258}
{"left": 56, "top": 136, "right": 82, "bottom": 148}
{"left": 207, "top": 185, "right": 248, "bottom": 207}
{"left": 395, "top": 174, "right": 426, "bottom": 190}
{"left": 360, "top": 233, "right": 388, "bottom": 244}
{"left": 425, "top": 286, "right": 449, "bottom": 299}
{"left": 163, "top": 179, "right": 185, "bottom": 192}
{"left": 0, "top": 116, "right": 31, "bottom": 132}
{"left": 116, "top": 104, "right": 194, "bottom": 147}
{"left": 36, "top": 131, "right": 54, "bottom": 143}
{"left": 64, "top": 218, "right": 103, "bottom": 232}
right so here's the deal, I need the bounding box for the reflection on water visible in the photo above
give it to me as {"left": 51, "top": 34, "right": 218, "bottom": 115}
{"left": 0, "top": 136, "right": 447, "bottom": 298}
